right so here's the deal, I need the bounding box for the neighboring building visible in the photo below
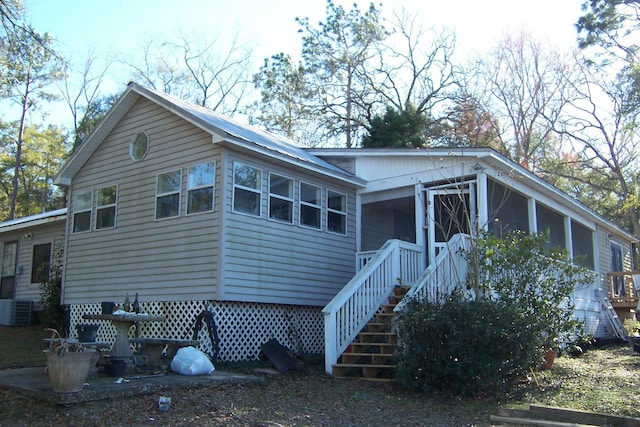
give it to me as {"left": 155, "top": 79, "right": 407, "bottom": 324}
{"left": 0, "top": 83, "right": 636, "bottom": 369}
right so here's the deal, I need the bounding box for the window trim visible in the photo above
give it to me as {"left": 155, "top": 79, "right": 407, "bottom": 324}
{"left": 72, "top": 190, "right": 93, "bottom": 234}
{"left": 155, "top": 169, "right": 182, "bottom": 220}
{"left": 299, "top": 181, "right": 322, "bottom": 230}
{"left": 129, "top": 132, "right": 149, "bottom": 161}
{"left": 186, "top": 161, "right": 215, "bottom": 215}
{"left": 232, "top": 162, "right": 262, "bottom": 217}
{"left": 96, "top": 184, "right": 118, "bottom": 230}
{"left": 268, "top": 172, "right": 294, "bottom": 224}
{"left": 326, "top": 189, "right": 347, "bottom": 236}
{"left": 30, "top": 242, "right": 52, "bottom": 284}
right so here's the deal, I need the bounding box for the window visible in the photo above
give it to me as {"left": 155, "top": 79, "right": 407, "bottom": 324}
{"left": 327, "top": 190, "right": 346, "bottom": 235}
{"left": 233, "top": 162, "right": 261, "bottom": 216}
{"left": 156, "top": 169, "right": 182, "bottom": 219}
{"left": 269, "top": 173, "right": 293, "bottom": 223}
{"left": 571, "top": 220, "right": 595, "bottom": 270}
{"left": 31, "top": 243, "right": 51, "bottom": 284}
{"left": 187, "top": 162, "right": 215, "bottom": 214}
{"left": 300, "top": 182, "right": 321, "bottom": 229}
{"left": 72, "top": 190, "right": 92, "bottom": 233}
{"left": 130, "top": 132, "right": 149, "bottom": 161}
{"left": 96, "top": 185, "right": 117, "bottom": 229}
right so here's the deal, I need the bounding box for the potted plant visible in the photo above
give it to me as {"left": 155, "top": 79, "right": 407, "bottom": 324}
{"left": 44, "top": 328, "right": 97, "bottom": 393}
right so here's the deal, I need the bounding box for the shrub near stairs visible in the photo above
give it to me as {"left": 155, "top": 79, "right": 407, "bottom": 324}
{"left": 394, "top": 297, "right": 544, "bottom": 396}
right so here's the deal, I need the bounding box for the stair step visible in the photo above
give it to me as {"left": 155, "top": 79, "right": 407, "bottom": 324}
{"left": 365, "top": 322, "right": 390, "bottom": 333}
{"left": 332, "top": 363, "right": 396, "bottom": 381}
{"left": 357, "top": 332, "right": 397, "bottom": 344}
{"left": 347, "top": 342, "right": 395, "bottom": 354}
{"left": 340, "top": 353, "right": 394, "bottom": 364}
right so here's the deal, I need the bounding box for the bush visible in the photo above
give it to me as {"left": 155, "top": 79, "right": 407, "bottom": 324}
{"left": 395, "top": 297, "right": 544, "bottom": 396}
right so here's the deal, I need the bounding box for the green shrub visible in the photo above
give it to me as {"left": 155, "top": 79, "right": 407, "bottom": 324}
{"left": 395, "top": 297, "right": 544, "bottom": 396}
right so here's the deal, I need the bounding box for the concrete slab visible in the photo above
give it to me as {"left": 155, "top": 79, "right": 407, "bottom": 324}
{"left": 0, "top": 367, "right": 263, "bottom": 406}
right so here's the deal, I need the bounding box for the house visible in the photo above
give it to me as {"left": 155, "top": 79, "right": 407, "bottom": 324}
{"left": 0, "top": 82, "right": 637, "bottom": 375}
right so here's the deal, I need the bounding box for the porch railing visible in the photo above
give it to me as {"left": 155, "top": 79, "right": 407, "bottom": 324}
{"left": 322, "top": 239, "right": 423, "bottom": 375}
{"left": 607, "top": 271, "right": 640, "bottom": 306}
{"left": 395, "top": 234, "right": 472, "bottom": 311}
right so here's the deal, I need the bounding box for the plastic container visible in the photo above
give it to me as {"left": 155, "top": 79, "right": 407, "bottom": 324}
{"left": 76, "top": 324, "right": 99, "bottom": 342}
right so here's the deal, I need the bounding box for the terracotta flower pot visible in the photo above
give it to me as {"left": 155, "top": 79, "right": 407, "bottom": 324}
{"left": 541, "top": 348, "right": 557, "bottom": 370}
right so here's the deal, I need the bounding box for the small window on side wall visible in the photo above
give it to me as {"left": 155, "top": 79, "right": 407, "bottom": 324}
{"left": 187, "top": 162, "right": 215, "bottom": 214}
{"left": 156, "top": 169, "right": 182, "bottom": 219}
{"left": 96, "top": 185, "right": 117, "bottom": 229}
{"left": 31, "top": 243, "right": 51, "bottom": 284}
{"left": 269, "top": 173, "right": 293, "bottom": 223}
{"left": 130, "top": 132, "right": 149, "bottom": 161}
{"left": 72, "top": 190, "right": 92, "bottom": 233}
{"left": 233, "top": 162, "right": 262, "bottom": 216}
{"left": 327, "top": 190, "right": 347, "bottom": 235}
{"left": 300, "top": 182, "right": 321, "bottom": 229}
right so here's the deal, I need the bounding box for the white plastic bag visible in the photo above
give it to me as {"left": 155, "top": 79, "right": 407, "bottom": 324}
{"left": 170, "top": 346, "right": 215, "bottom": 375}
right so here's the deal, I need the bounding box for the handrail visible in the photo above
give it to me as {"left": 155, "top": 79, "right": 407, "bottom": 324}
{"left": 322, "top": 239, "right": 423, "bottom": 374}
{"left": 395, "top": 234, "right": 472, "bottom": 312}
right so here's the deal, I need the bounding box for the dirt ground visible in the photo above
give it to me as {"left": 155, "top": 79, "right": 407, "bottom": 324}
{"left": 1, "top": 326, "right": 640, "bottom": 426}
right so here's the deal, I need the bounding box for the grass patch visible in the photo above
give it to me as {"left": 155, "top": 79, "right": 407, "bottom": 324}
{"left": 0, "top": 325, "right": 49, "bottom": 369}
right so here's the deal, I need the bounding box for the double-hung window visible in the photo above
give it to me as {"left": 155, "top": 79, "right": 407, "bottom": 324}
{"left": 269, "top": 173, "right": 293, "bottom": 223}
{"left": 156, "top": 169, "right": 182, "bottom": 219}
{"left": 300, "top": 182, "right": 321, "bottom": 229}
{"left": 233, "top": 162, "right": 261, "bottom": 216}
{"left": 327, "top": 190, "right": 347, "bottom": 235}
{"left": 96, "top": 185, "right": 117, "bottom": 229}
{"left": 187, "top": 162, "right": 215, "bottom": 214}
{"left": 72, "top": 190, "right": 92, "bottom": 233}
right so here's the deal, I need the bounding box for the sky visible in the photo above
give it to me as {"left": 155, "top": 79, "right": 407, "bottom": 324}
{"left": 21, "top": 0, "right": 586, "bottom": 126}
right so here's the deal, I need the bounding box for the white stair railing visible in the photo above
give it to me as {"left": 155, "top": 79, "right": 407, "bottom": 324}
{"left": 322, "top": 239, "right": 423, "bottom": 375}
{"left": 396, "top": 234, "right": 472, "bottom": 312}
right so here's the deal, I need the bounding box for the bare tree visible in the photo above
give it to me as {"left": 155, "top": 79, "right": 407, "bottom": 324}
{"left": 369, "top": 9, "right": 460, "bottom": 140}
{"left": 59, "top": 50, "right": 114, "bottom": 147}
{"left": 552, "top": 54, "right": 640, "bottom": 235}
{"left": 472, "top": 30, "right": 575, "bottom": 171}
{"left": 125, "top": 32, "right": 255, "bottom": 117}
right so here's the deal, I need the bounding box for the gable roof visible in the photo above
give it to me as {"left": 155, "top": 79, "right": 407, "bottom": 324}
{"left": 54, "top": 82, "right": 363, "bottom": 187}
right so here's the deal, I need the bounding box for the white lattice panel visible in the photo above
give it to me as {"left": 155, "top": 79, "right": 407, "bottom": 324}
{"left": 70, "top": 300, "right": 323, "bottom": 362}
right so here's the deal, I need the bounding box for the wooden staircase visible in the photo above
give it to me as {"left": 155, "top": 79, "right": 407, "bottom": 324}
{"left": 331, "top": 286, "right": 410, "bottom": 381}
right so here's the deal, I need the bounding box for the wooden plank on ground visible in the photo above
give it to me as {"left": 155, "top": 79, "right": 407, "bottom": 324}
{"left": 490, "top": 414, "right": 598, "bottom": 427}
{"left": 529, "top": 405, "right": 640, "bottom": 427}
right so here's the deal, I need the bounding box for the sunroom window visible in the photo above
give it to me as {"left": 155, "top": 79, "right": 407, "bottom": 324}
{"left": 233, "top": 162, "right": 261, "bottom": 216}
{"left": 156, "top": 169, "right": 182, "bottom": 219}
{"left": 72, "top": 190, "right": 92, "bottom": 233}
{"left": 187, "top": 162, "right": 215, "bottom": 214}
{"left": 96, "top": 185, "right": 117, "bottom": 229}
{"left": 269, "top": 173, "right": 293, "bottom": 223}
{"left": 327, "top": 190, "right": 346, "bottom": 235}
{"left": 300, "top": 182, "right": 321, "bottom": 229}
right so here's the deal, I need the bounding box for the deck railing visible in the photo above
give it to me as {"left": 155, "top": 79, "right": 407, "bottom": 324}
{"left": 607, "top": 271, "right": 640, "bottom": 306}
{"left": 322, "top": 239, "right": 423, "bottom": 374}
{"left": 395, "top": 234, "right": 472, "bottom": 312}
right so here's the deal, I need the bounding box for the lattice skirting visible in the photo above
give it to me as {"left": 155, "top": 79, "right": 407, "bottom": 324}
{"left": 70, "top": 300, "right": 324, "bottom": 362}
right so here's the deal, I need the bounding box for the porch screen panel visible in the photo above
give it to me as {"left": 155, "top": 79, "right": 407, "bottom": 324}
{"left": 487, "top": 179, "right": 529, "bottom": 236}
{"left": 536, "top": 204, "right": 565, "bottom": 249}
{"left": 571, "top": 220, "right": 594, "bottom": 270}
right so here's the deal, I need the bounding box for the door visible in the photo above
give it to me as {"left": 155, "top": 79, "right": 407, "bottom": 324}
{"left": 426, "top": 182, "right": 476, "bottom": 265}
{"left": 610, "top": 242, "right": 624, "bottom": 297}
{"left": 0, "top": 241, "right": 18, "bottom": 299}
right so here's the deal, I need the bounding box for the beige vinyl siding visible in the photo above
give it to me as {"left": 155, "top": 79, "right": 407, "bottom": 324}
{"left": 222, "top": 152, "right": 357, "bottom": 306}
{"left": 63, "top": 97, "right": 221, "bottom": 304}
{"left": 5, "top": 223, "right": 64, "bottom": 306}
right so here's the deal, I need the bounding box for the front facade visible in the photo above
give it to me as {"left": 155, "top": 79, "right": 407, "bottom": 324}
{"left": 0, "top": 83, "right": 636, "bottom": 360}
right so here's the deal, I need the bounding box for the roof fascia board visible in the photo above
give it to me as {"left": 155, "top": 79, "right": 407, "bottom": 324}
{"left": 0, "top": 210, "right": 67, "bottom": 233}
{"left": 221, "top": 137, "right": 366, "bottom": 187}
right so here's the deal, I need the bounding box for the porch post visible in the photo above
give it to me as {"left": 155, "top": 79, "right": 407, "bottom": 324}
{"left": 528, "top": 198, "right": 537, "bottom": 234}
{"left": 476, "top": 170, "right": 488, "bottom": 232}
{"left": 414, "top": 184, "right": 424, "bottom": 249}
